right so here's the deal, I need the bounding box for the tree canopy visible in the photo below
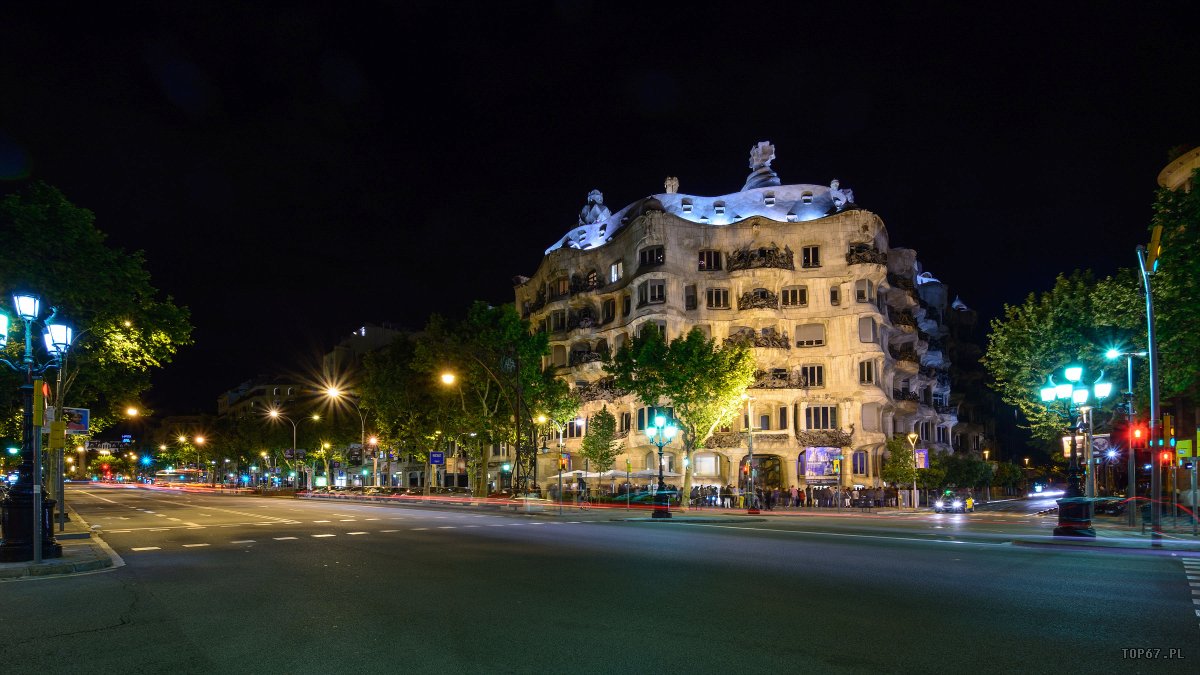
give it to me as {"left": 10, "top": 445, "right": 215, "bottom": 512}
{"left": 607, "top": 325, "right": 756, "bottom": 508}
{"left": 0, "top": 182, "right": 193, "bottom": 437}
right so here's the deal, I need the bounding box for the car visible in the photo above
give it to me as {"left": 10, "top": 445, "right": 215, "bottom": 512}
{"left": 934, "top": 494, "right": 974, "bottom": 513}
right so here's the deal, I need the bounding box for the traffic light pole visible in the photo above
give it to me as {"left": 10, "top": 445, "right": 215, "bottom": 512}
{"left": 1124, "top": 357, "right": 1136, "bottom": 527}
{"left": 1136, "top": 245, "right": 1162, "bottom": 546}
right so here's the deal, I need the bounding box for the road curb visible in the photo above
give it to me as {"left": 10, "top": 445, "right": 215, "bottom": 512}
{"left": 0, "top": 508, "right": 123, "bottom": 581}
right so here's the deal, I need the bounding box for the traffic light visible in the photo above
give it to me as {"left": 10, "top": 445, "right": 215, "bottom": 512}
{"left": 558, "top": 456, "right": 566, "bottom": 470}
{"left": 1132, "top": 425, "right": 1146, "bottom": 448}
{"left": 1159, "top": 451, "right": 1173, "bottom": 465}
{"left": 1162, "top": 414, "right": 1175, "bottom": 447}
{"left": 1145, "top": 225, "right": 1163, "bottom": 273}
{"left": 832, "top": 459, "right": 841, "bottom": 474}
{"left": 742, "top": 463, "right": 750, "bottom": 475}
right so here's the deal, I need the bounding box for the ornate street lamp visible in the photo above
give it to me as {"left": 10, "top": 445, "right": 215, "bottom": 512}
{"left": 1, "top": 294, "right": 74, "bottom": 562}
{"left": 645, "top": 412, "right": 678, "bottom": 519}
{"left": 1039, "top": 365, "right": 1110, "bottom": 536}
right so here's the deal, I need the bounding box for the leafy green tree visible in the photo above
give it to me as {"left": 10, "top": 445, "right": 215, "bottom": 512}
{"left": 880, "top": 437, "right": 917, "bottom": 508}
{"left": 607, "top": 326, "right": 756, "bottom": 510}
{"left": 917, "top": 453, "right": 948, "bottom": 503}
{"left": 0, "top": 182, "right": 192, "bottom": 438}
{"left": 579, "top": 405, "right": 620, "bottom": 492}
{"left": 1150, "top": 169, "right": 1200, "bottom": 399}
{"left": 991, "top": 461, "right": 1024, "bottom": 495}
{"left": 982, "top": 271, "right": 1132, "bottom": 441}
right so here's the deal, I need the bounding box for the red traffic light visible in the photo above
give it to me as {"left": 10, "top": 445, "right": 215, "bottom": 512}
{"left": 1160, "top": 451, "right": 1173, "bottom": 464}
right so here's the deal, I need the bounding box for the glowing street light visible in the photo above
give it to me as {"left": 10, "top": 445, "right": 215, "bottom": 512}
{"left": 1039, "top": 365, "right": 1110, "bottom": 537}
{"left": 645, "top": 412, "right": 679, "bottom": 519}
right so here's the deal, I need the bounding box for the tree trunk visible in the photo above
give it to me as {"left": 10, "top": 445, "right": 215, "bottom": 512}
{"left": 679, "top": 436, "right": 694, "bottom": 512}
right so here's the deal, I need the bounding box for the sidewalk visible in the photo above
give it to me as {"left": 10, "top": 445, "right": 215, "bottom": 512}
{"left": 0, "top": 508, "right": 123, "bottom": 581}
{"left": 1013, "top": 518, "right": 1200, "bottom": 552}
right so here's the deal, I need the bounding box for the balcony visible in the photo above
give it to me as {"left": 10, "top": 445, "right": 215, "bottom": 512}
{"left": 727, "top": 244, "right": 795, "bottom": 272}
{"left": 737, "top": 290, "right": 779, "bottom": 311}
{"left": 726, "top": 329, "right": 790, "bottom": 350}
{"left": 568, "top": 351, "right": 604, "bottom": 367}
{"left": 846, "top": 245, "right": 888, "bottom": 265}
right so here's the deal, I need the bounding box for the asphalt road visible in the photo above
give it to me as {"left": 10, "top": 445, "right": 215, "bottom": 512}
{"left": 1, "top": 485, "right": 1196, "bottom": 674}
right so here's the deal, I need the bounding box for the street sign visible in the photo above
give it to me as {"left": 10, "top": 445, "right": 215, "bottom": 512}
{"left": 915, "top": 449, "right": 929, "bottom": 469}
{"left": 1177, "top": 440, "right": 1193, "bottom": 457}
{"left": 430, "top": 451, "right": 445, "bottom": 465}
{"left": 284, "top": 449, "right": 294, "bottom": 459}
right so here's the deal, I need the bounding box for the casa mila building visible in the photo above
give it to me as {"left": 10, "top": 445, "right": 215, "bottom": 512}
{"left": 514, "top": 142, "right": 966, "bottom": 495}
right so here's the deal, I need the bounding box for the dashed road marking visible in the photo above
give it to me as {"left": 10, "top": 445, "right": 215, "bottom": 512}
{"left": 339, "top": 519, "right": 357, "bottom": 522}
{"left": 232, "top": 540, "right": 256, "bottom": 544}
{"left": 131, "top": 547, "right": 160, "bottom": 551}
{"left": 380, "top": 529, "right": 399, "bottom": 533}
{"left": 411, "top": 527, "right": 428, "bottom": 531}
{"left": 312, "top": 534, "right": 336, "bottom": 538}
{"left": 314, "top": 520, "right": 330, "bottom": 523}
{"left": 273, "top": 537, "right": 297, "bottom": 541}
{"left": 438, "top": 526, "right": 456, "bottom": 529}
{"left": 347, "top": 532, "right": 368, "bottom": 535}
{"left": 182, "top": 543, "right": 209, "bottom": 548}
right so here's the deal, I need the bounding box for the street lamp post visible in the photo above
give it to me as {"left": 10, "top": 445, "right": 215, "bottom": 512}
{"left": 1040, "top": 365, "right": 1111, "bottom": 537}
{"left": 0, "top": 294, "right": 74, "bottom": 562}
{"left": 645, "top": 412, "right": 678, "bottom": 519}
{"left": 743, "top": 394, "right": 759, "bottom": 515}
{"left": 325, "top": 388, "right": 371, "bottom": 485}
{"left": 1106, "top": 349, "right": 1146, "bottom": 526}
{"left": 906, "top": 432, "right": 919, "bottom": 509}
{"left": 268, "top": 410, "right": 320, "bottom": 491}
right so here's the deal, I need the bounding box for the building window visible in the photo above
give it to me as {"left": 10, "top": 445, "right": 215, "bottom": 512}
{"left": 778, "top": 406, "right": 788, "bottom": 431}
{"left": 795, "top": 323, "right": 825, "bottom": 347}
{"left": 801, "top": 191, "right": 814, "bottom": 204}
{"left": 638, "top": 246, "right": 665, "bottom": 268}
{"left": 637, "top": 279, "right": 666, "bottom": 306}
{"left": 601, "top": 299, "right": 616, "bottom": 323}
{"left": 830, "top": 286, "right": 840, "bottom": 306}
{"left": 802, "top": 246, "right": 821, "bottom": 268}
{"left": 751, "top": 287, "right": 770, "bottom": 301}
{"left": 619, "top": 412, "right": 631, "bottom": 433}
{"left": 858, "top": 316, "right": 877, "bottom": 343}
{"left": 622, "top": 294, "right": 631, "bottom": 317}
{"left": 610, "top": 261, "right": 623, "bottom": 283}
{"left": 859, "top": 360, "right": 875, "bottom": 384}
{"left": 852, "top": 451, "right": 867, "bottom": 474}
{"left": 937, "top": 426, "right": 949, "bottom": 444}
{"left": 781, "top": 286, "right": 808, "bottom": 307}
{"left": 639, "top": 321, "right": 666, "bottom": 338}
{"left": 806, "top": 405, "right": 838, "bottom": 430}
{"left": 551, "top": 276, "right": 569, "bottom": 299}
{"left": 565, "top": 418, "right": 585, "bottom": 439}
{"left": 714, "top": 201, "right": 726, "bottom": 215}
{"left": 685, "top": 285, "right": 698, "bottom": 310}
{"left": 799, "top": 364, "right": 824, "bottom": 388}
{"left": 550, "top": 310, "right": 567, "bottom": 332}
{"left": 855, "top": 279, "right": 874, "bottom": 303}
{"left": 586, "top": 270, "right": 598, "bottom": 288}
{"left": 694, "top": 453, "right": 718, "bottom": 476}
{"left": 764, "top": 191, "right": 776, "bottom": 206}
{"left": 681, "top": 198, "right": 693, "bottom": 213}
{"left": 698, "top": 250, "right": 722, "bottom": 271}
{"left": 706, "top": 287, "right": 730, "bottom": 309}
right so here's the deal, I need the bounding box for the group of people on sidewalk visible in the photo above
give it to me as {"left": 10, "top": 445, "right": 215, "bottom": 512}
{"left": 689, "top": 484, "right": 898, "bottom": 510}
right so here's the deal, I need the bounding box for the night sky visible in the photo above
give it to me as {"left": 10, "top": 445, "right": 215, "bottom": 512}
{"left": 1, "top": 2, "right": 1196, "bottom": 416}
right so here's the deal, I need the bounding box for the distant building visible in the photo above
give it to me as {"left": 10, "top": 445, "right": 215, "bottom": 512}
{"left": 515, "top": 142, "right": 972, "bottom": 494}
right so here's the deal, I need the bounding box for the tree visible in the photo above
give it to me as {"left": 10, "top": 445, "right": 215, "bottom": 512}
{"left": 607, "top": 326, "right": 756, "bottom": 510}
{"left": 991, "top": 461, "right": 1024, "bottom": 495}
{"left": 0, "top": 182, "right": 193, "bottom": 438}
{"left": 579, "top": 405, "right": 620, "bottom": 493}
{"left": 981, "top": 271, "right": 1134, "bottom": 441}
{"left": 917, "top": 454, "right": 948, "bottom": 504}
{"left": 880, "top": 437, "right": 917, "bottom": 508}
{"left": 1149, "top": 169, "right": 1200, "bottom": 399}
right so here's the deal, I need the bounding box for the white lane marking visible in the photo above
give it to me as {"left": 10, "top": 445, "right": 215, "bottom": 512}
{"left": 365, "top": 518, "right": 380, "bottom": 521}
{"left": 314, "top": 520, "right": 331, "bottom": 523}
{"left": 437, "top": 526, "right": 456, "bottom": 529}
{"left": 182, "top": 544, "right": 209, "bottom": 548}
{"left": 347, "top": 532, "right": 368, "bottom": 535}
{"left": 679, "top": 523, "right": 1005, "bottom": 546}
{"left": 411, "top": 527, "right": 429, "bottom": 531}
{"left": 312, "top": 534, "right": 336, "bottom": 538}
{"left": 528, "top": 523, "right": 545, "bottom": 526}
{"left": 108, "top": 530, "right": 131, "bottom": 533}
{"left": 487, "top": 524, "right": 505, "bottom": 527}
{"left": 167, "top": 518, "right": 181, "bottom": 522}
{"left": 232, "top": 540, "right": 256, "bottom": 544}
{"left": 131, "top": 547, "right": 160, "bottom": 551}
{"left": 463, "top": 525, "right": 480, "bottom": 528}
{"left": 76, "top": 490, "right": 123, "bottom": 504}
{"left": 339, "top": 519, "right": 356, "bottom": 522}
{"left": 380, "top": 529, "right": 399, "bottom": 533}
{"left": 565, "top": 521, "right": 581, "bottom": 524}
{"left": 273, "top": 537, "right": 297, "bottom": 541}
